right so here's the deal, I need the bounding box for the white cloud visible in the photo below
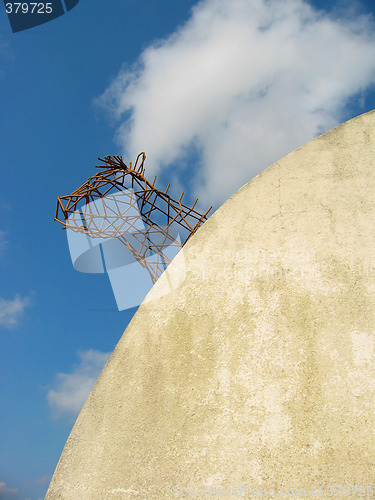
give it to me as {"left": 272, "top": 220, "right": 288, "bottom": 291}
{"left": 26, "top": 475, "right": 50, "bottom": 488}
{"left": 0, "top": 295, "right": 30, "bottom": 328}
{"left": 0, "top": 480, "right": 18, "bottom": 498}
{"left": 97, "top": 0, "right": 375, "bottom": 206}
{"left": 47, "top": 349, "right": 111, "bottom": 419}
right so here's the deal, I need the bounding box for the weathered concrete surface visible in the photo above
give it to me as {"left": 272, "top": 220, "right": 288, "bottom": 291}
{"left": 46, "top": 110, "right": 375, "bottom": 499}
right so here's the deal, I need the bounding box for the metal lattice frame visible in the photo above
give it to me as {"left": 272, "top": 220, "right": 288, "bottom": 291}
{"left": 55, "top": 153, "right": 212, "bottom": 283}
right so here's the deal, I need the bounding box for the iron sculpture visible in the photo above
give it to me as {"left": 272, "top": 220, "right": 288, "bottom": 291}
{"left": 55, "top": 153, "right": 212, "bottom": 283}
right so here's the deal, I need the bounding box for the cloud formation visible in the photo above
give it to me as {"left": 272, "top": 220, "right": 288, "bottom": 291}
{"left": 0, "top": 481, "right": 18, "bottom": 499}
{"left": 47, "top": 349, "right": 111, "bottom": 419}
{"left": 0, "top": 294, "right": 30, "bottom": 328}
{"left": 97, "top": 0, "right": 375, "bottom": 206}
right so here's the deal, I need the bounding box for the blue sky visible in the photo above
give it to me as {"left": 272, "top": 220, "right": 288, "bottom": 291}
{"left": 1, "top": 0, "right": 375, "bottom": 498}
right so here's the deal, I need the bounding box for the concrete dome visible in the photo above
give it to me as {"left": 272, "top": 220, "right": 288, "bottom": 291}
{"left": 46, "top": 110, "right": 375, "bottom": 499}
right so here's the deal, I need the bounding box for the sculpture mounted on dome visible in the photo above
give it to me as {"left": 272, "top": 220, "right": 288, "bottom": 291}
{"left": 55, "top": 153, "right": 212, "bottom": 287}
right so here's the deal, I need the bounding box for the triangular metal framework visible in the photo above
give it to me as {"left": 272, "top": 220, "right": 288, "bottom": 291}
{"left": 55, "top": 153, "right": 212, "bottom": 283}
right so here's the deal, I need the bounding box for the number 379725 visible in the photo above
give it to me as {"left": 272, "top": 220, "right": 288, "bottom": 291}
{"left": 5, "top": 3, "right": 53, "bottom": 14}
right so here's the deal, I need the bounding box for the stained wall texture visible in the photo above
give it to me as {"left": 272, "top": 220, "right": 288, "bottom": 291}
{"left": 46, "top": 110, "right": 375, "bottom": 499}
